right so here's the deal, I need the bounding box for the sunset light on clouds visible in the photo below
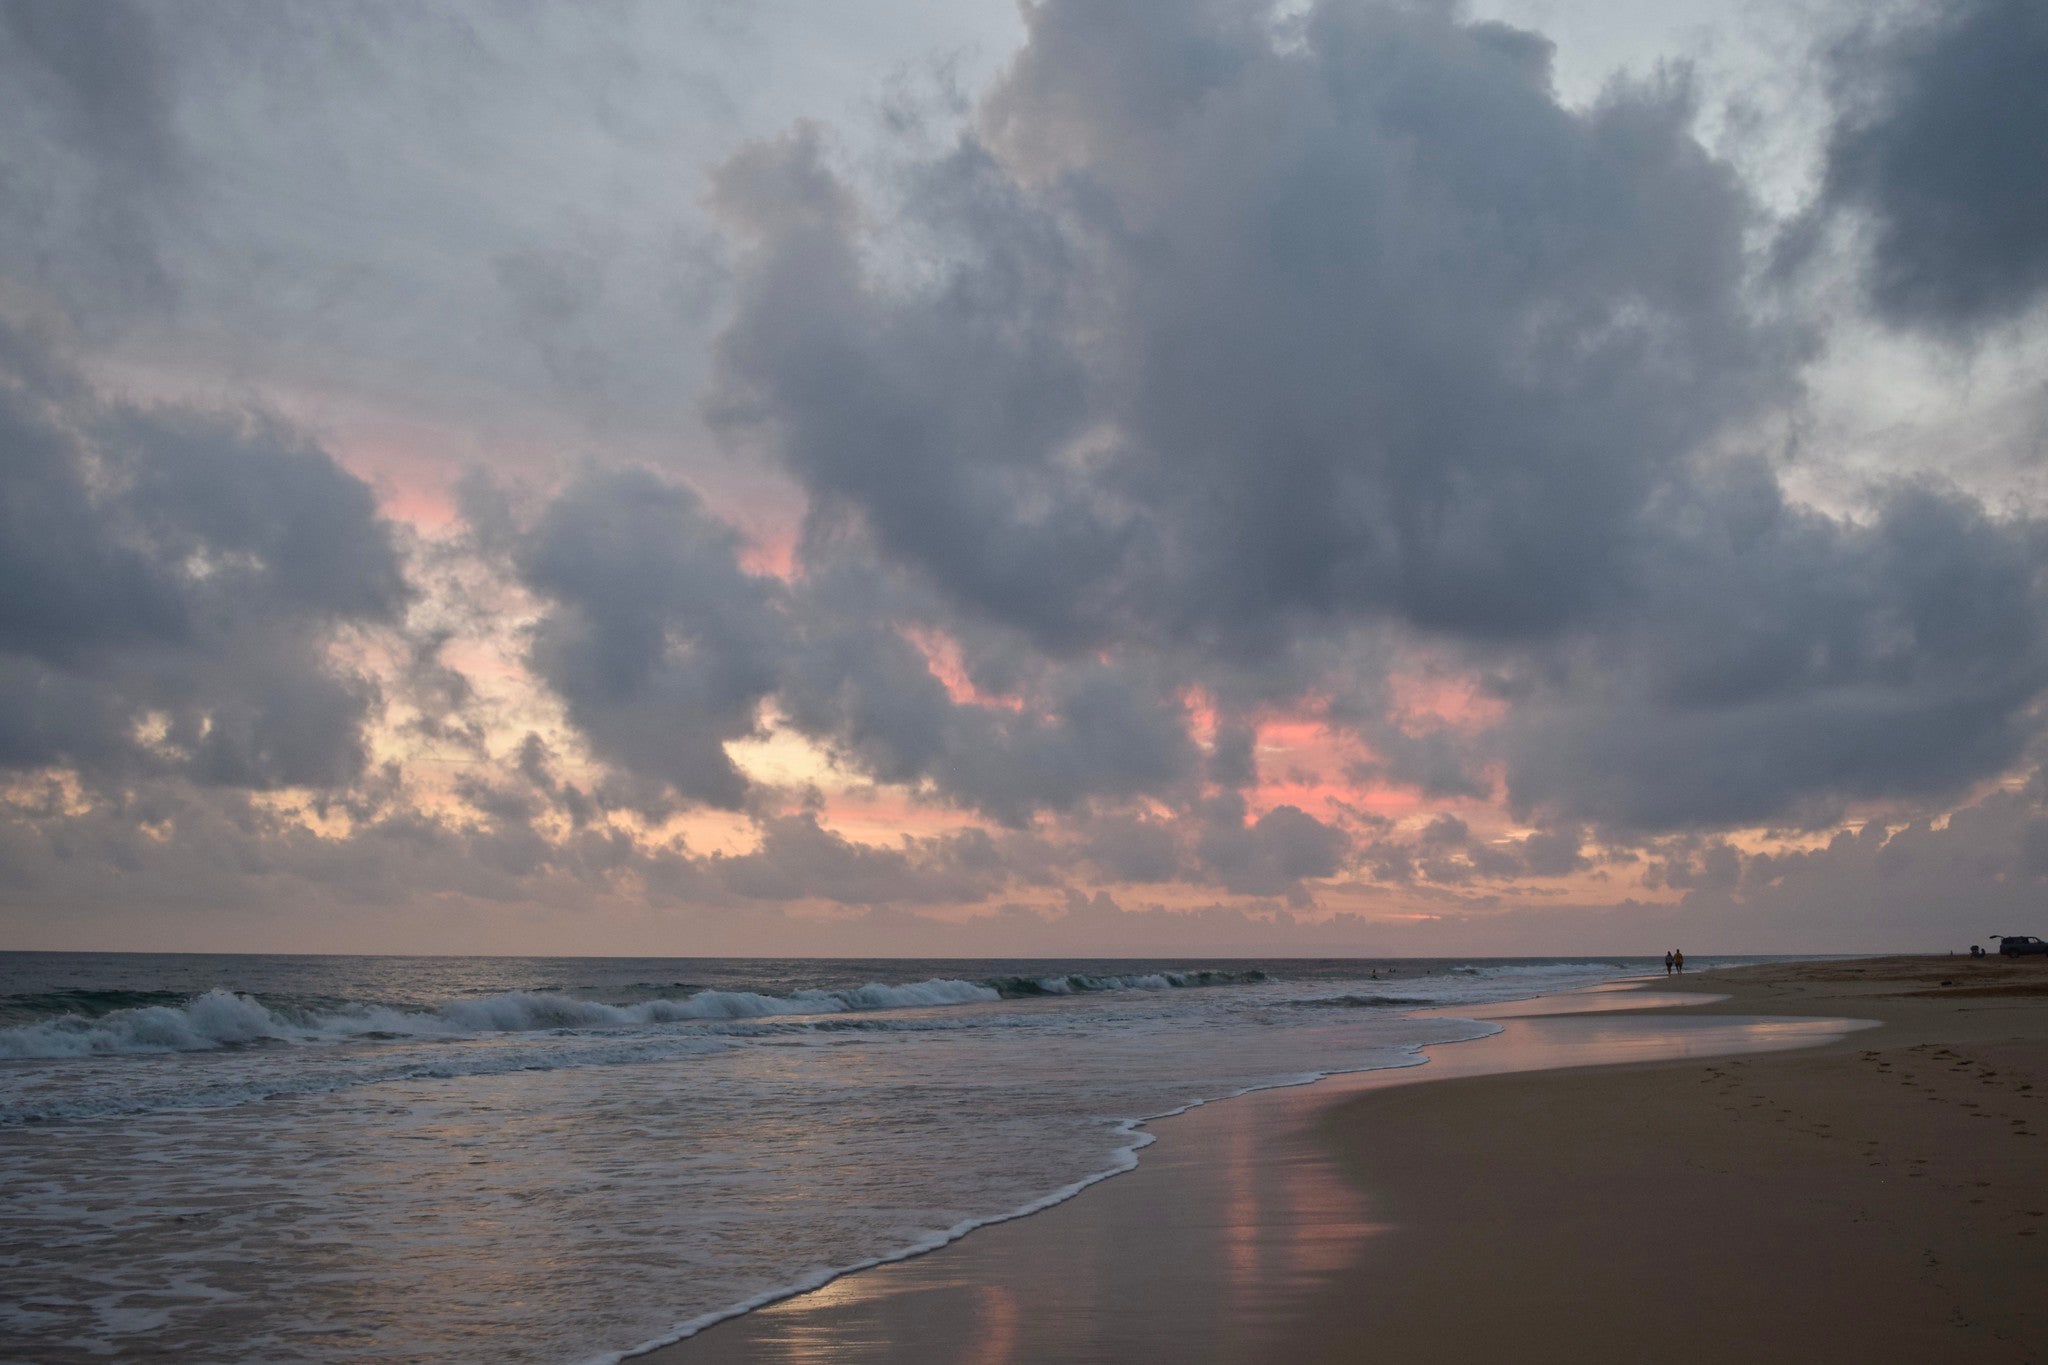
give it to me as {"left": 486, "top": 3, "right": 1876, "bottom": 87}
{"left": 6, "top": 0, "right": 2048, "bottom": 957}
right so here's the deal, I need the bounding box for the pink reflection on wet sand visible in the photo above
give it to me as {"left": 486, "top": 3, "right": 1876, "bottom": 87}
{"left": 656, "top": 989, "right": 1870, "bottom": 1364}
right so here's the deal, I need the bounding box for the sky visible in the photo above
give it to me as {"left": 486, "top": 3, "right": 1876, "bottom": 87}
{"left": 3, "top": 0, "right": 2047, "bottom": 957}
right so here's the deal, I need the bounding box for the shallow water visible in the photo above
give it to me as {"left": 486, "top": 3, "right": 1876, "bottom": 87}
{"left": 664, "top": 995, "right": 1873, "bottom": 1365}
{"left": 0, "top": 953, "right": 1762, "bottom": 1362}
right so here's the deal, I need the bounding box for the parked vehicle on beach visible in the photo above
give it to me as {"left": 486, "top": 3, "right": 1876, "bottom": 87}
{"left": 1994, "top": 935, "right": 2048, "bottom": 956}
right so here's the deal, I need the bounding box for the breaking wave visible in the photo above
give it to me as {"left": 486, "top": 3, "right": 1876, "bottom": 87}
{"left": 0, "top": 978, "right": 1004, "bottom": 1060}
{"left": 986, "top": 968, "right": 1266, "bottom": 997}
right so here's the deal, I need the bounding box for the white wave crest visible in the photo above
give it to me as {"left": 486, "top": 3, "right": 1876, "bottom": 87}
{"left": 832, "top": 979, "right": 1001, "bottom": 1010}
{"left": 1029, "top": 973, "right": 1174, "bottom": 994}
{"left": 0, "top": 989, "right": 309, "bottom": 1059}
{"left": 0, "top": 978, "right": 1005, "bottom": 1060}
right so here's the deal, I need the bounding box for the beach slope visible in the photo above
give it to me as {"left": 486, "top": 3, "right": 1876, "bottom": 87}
{"left": 654, "top": 957, "right": 2046, "bottom": 1363}
{"left": 1304, "top": 956, "right": 2048, "bottom": 1363}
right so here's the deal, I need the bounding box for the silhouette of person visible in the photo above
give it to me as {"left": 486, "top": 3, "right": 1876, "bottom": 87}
{"left": 1674, "top": 949, "right": 1685, "bottom": 973}
{"left": 1664, "top": 951, "right": 1673, "bottom": 976}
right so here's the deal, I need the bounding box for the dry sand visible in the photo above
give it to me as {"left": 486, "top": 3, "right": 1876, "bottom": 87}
{"left": 648, "top": 956, "right": 2047, "bottom": 1363}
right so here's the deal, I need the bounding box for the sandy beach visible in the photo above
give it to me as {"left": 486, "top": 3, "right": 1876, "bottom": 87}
{"left": 654, "top": 956, "right": 2048, "bottom": 1363}
{"left": 1301, "top": 956, "right": 2048, "bottom": 1363}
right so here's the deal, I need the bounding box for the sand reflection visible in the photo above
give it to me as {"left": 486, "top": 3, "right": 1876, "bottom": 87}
{"left": 663, "top": 992, "right": 1869, "bottom": 1364}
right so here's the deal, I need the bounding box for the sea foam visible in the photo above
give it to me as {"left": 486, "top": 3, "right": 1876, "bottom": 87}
{"left": 0, "top": 953, "right": 1643, "bottom": 1364}
{"left": 0, "top": 977, "right": 1004, "bottom": 1060}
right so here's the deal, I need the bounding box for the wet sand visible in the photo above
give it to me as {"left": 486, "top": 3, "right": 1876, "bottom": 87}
{"left": 1301, "top": 956, "right": 2048, "bottom": 1363}
{"left": 642, "top": 957, "right": 2048, "bottom": 1362}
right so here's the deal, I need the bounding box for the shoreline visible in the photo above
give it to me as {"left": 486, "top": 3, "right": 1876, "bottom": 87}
{"left": 595, "top": 1057, "right": 1434, "bottom": 1364}
{"left": 646, "top": 961, "right": 1908, "bottom": 1362}
{"left": 603, "top": 1003, "right": 1480, "bottom": 1362}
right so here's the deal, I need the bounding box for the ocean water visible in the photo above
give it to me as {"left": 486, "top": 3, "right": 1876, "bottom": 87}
{"left": 0, "top": 953, "right": 1698, "bottom": 1362}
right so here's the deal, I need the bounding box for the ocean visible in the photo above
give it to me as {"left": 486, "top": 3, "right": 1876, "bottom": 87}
{"left": 1, "top": 952, "right": 1699, "bottom": 1362}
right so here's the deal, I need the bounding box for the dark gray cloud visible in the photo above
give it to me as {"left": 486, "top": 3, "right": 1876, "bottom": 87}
{"left": 778, "top": 559, "right": 1088, "bottom": 823}
{"left": 1821, "top": 0, "right": 2048, "bottom": 334}
{"left": 712, "top": 0, "right": 1797, "bottom": 658}
{"left": 710, "top": 811, "right": 1007, "bottom": 905}
{"left": 1353, "top": 812, "right": 1590, "bottom": 888}
{"left": 1620, "top": 775, "right": 2048, "bottom": 950}
{"left": 917, "top": 658, "right": 1198, "bottom": 825}
{"left": 512, "top": 468, "right": 787, "bottom": 810}
{"left": 700, "top": 0, "right": 2048, "bottom": 834}
{"left": 1195, "top": 795, "right": 1348, "bottom": 903}
{"left": 1077, "top": 810, "right": 1185, "bottom": 884}
{"left": 1500, "top": 467, "right": 2048, "bottom": 829}
{"left": 0, "top": 319, "right": 408, "bottom": 789}
{"left": 9, "top": 0, "right": 2048, "bottom": 949}
{"left": 504, "top": 467, "right": 1200, "bottom": 822}
{"left": 1346, "top": 722, "right": 1490, "bottom": 803}
{"left": 1642, "top": 835, "right": 1743, "bottom": 894}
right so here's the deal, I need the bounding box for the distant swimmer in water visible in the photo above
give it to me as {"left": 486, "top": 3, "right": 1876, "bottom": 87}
{"left": 1664, "top": 951, "right": 1674, "bottom": 976}
{"left": 1674, "top": 949, "right": 1686, "bottom": 973}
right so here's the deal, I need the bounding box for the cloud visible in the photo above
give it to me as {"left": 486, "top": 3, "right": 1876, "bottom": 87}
{"left": 9, "top": 0, "right": 2048, "bottom": 951}
{"left": 710, "top": 810, "right": 1009, "bottom": 905}
{"left": 0, "top": 0, "right": 185, "bottom": 323}
{"left": 774, "top": 549, "right": 1196, "bottom": 826}
{"left": 1820, "top": 0, "right": 2048, "bottom": 335}
{"left": 0, "top": 318, "right": 408, "bottom": 789}
{"left": 697, "top": 0, "right": 2048, "bottom": 836}
{"left": 1196, "top": 797, "right": 1349, "bottom": 903}
{"left": 1078, "top": 809, "right": 1186, "bottom": 883}
{"left": 1353, "top": 811, "right": 1591, "bottom": 888}
{"left": 1499, "top": 467, "right": 2048, "bottom": 829}
{"left": 509, "top": 467, "right": 788, "bottom": 810}
{"left": 503, "top": 465, "right": 1201, "bottom": 822}
{"left": 711, "top": 0, "right": 1798, "bottom": 658}
{"left": 1639, "top": 776, "right": 2048, "bottom": 950}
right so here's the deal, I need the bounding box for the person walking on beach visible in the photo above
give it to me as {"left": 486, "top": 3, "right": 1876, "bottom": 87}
{"left": 1674, "top": 949, "right": 1685, "bottom": 973}
{"left": 1664, "top": 951, "right": 1674, "bottom": 976}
